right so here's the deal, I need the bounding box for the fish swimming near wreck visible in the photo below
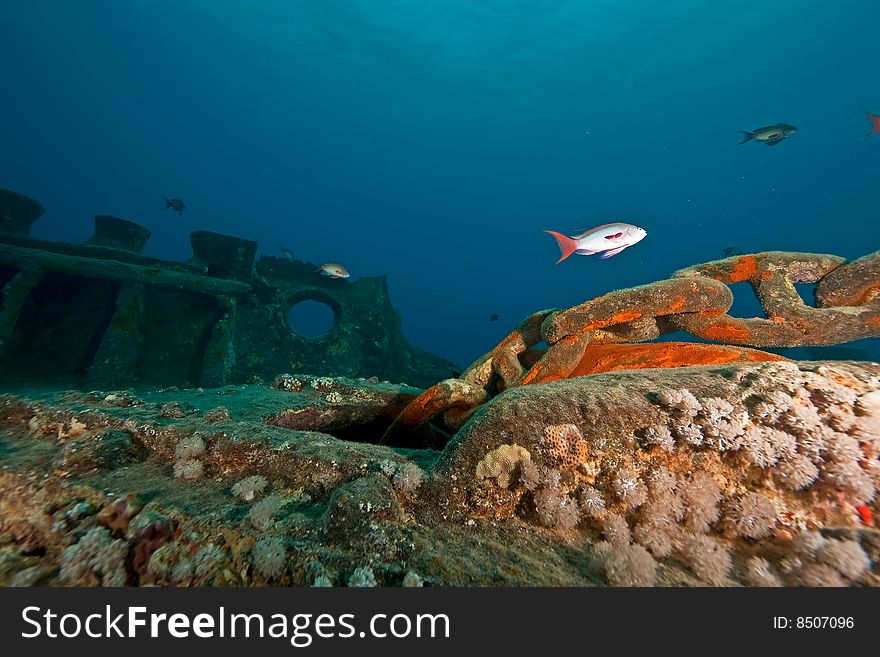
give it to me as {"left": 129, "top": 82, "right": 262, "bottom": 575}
{"left": 163, "top": 197, "right": 186, "bottom": 215}
{"left": 280, "top": 246, "right": 294, "bottom": 261}
{"left": 866, "top": 111, "right": 880, "bottom": 135}
{"left": 723, "top": 246, "right": 744, "bottom": 257}
{"left": 489, "top": 313, "right": 500, "bottom": 321}
{"left": 317, "top": 262, "right": 350, "bottom": 279}
{"left": 737, "top": 123, "right": 797, "bottom": 146}
{"left": 544, "top": 222, "right": 647, "bottom": 263}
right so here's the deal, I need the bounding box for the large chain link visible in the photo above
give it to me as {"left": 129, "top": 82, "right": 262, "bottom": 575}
{"left": 381, "top": 250, "right": 880, "bottom": 445}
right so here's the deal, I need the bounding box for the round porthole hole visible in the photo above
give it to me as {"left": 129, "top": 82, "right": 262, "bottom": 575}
{"left": 288, "top": 300, "right": 335, "bottom": 338}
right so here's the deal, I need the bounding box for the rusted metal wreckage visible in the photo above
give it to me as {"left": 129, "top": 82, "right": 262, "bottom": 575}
{"left": 381, "top": 250, "right": 880, "bottom": 445}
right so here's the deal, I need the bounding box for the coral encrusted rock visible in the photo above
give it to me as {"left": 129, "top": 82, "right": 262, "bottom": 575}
{"left": 1, "top": 362, "right": 878, "bottom": 588}
{"left": 420, "top": 360, "right": 880, "bottom": 585}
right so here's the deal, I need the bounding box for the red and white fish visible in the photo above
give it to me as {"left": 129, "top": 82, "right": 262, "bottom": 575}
{"left": 544, "top": 222, "right": 647, "bottom": 263}
{"left": 866, "top": 111, "right": 880, "bottom": 136}
{"left": 317, "top": 262, "right": 350, "bottom": 279}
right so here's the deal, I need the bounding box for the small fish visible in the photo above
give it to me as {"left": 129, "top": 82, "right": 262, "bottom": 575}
{"left": 280, "top": 246, "right": 294, "bottom": 261}
{"left": 317, "top": 262, "right": 350, "bottom": 279}
{"left": 163, "top": 197, "right": 186, "bottom": 214}
{"left": 866, "top": 111, "right": 880, "bottom": 136}
{"left": 737, "top": 123, "right": 797, "bottom": 146}
{"left": 544, "top": 222, "right": 647, "bottom": 263}
{"left": 489, "top": 313, "right": 500, "bottom": 321}
{"left": 723, "top": 246, "right": 744, "bottom": 257}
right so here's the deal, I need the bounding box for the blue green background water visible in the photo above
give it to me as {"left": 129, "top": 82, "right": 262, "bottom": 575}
{"left": 2, "top": 0, "right": 878, "bottom": 368}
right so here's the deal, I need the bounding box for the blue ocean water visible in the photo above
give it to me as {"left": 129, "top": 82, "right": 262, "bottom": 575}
{"left": 1, "top": 0, "right": 878, "bottom": 367}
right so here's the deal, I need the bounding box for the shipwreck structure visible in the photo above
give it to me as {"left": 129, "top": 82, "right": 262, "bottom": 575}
{"left": 0, "top": 188, "right": 455, "bottom": 389}
{"left": 1, "top": 189, "right": 879, "bottom": 588}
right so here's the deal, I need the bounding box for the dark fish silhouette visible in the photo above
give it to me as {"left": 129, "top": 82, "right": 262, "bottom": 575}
{"left": 489, "top": 313, "right": 500, "bottom": 321}
{"left": 723, "top": 247, "right": 743, "bottom": 257}
{"left": 163, "top": 197, "right": 186, "bottom": 215}
{"left": 280, "top": 246, "right": 294, "bottom": 261}
{"left": 737, "top": 123, "right": 797, "bottom": 146}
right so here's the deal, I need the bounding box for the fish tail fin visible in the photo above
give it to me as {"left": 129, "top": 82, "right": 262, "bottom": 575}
{"left": 163, "top": 196, "right": 171, "bottom": 208}
{"left": 736, "top": 131, "right": 754, "bottom": 144}
{"left": 544, "top": 230, "right": 578, "bottom": 264}
{"left": 866, "top": 111, "right": 880, "bottom": 135}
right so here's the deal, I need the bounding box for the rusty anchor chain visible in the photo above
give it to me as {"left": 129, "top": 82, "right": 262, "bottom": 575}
{"left": 381, "top": 250, "right": 880, "bottom": 446}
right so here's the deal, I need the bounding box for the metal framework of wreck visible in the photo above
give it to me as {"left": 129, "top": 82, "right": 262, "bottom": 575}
{"left": 0, "top": 188, "right": 455, "bottom": 389}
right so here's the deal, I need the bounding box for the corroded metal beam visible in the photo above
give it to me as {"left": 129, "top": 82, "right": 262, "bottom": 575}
{"left": 0, "top": 243, "right": 251, "bottom": 296}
